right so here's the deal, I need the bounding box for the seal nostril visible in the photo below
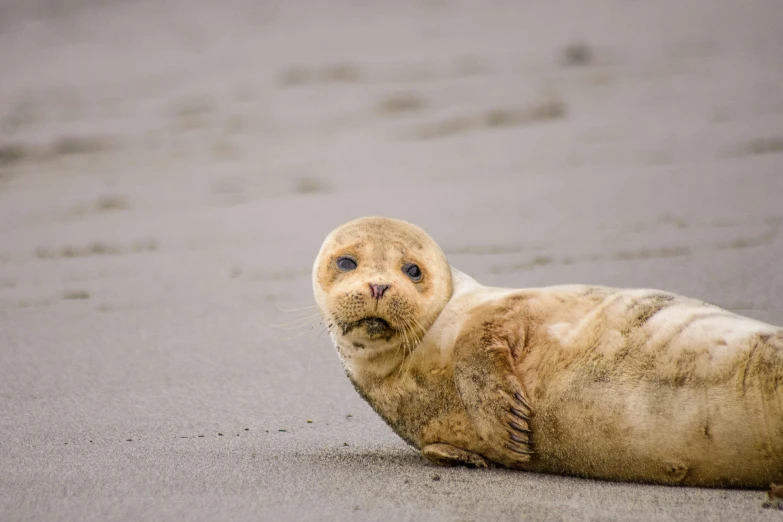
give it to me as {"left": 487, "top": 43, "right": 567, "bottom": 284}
{"left": 369, "top": 283, "right": 390, "bottom": 299}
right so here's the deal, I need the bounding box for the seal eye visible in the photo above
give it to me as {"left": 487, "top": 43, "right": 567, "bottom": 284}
{"left": 335, "top": 256, "right": 357, "bottom": 272}
{"left": 402, "top": 263, "right": 422, "bottom": 282}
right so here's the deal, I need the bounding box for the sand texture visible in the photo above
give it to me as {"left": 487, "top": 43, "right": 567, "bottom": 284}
{"left": 2, "top": 0, "right": 783, "bottom": 520}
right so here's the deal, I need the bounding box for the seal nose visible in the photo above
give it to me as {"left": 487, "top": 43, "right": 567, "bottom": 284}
{"left": 369, "top": 283, "right": 390, "bottom": 299}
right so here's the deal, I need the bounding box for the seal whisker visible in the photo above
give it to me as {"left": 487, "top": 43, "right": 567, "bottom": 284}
{"left": 399, "top": 316, "right": 418, "bottom": 380}
{"left": 406, "top": 315, "right": 419, "bottom": 346}
{"left": 409, "top": 315, "right": 425, "bottom": 340}
{"left": 273, "top": 326, "right": 323, "bottom": 342}
{"left": 278, "top": 320, "right": 324, "bottom": 332}
{"left": 272, "top": 315, "right": 331, "bottom": 344}
{"left": 397, "top": 321, "right": 410, "bottom": 363}
{"left": 279, "top": 320, "right": 323, "bottom": 331}
{"left": 401, "top": 319, "right": 414, "bottom": 352}
{"left": 317, "top": 320, "right": 332, "bottom": 342}
{"left": 309, "top": 318, "right": 330, "bottom": 343}
{"left": 403, "top": 317, "right": 424, "bottom": 360}
{"left": 394, "top": 319, "right": 408, "bottom": 377}
{"left": 266, "top": 313, "right": 323, "bottom": 328}
{"left": 276, "top": 302, "right": 319, "bottom": 313}
{"left": 397, "top": 317, "right": 416, "bottom": 378}
{"left": 402, "top": 317, "right": 412, "bottom": 350}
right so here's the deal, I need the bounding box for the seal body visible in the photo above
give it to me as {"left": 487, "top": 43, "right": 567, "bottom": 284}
{"left": 313, "top": 216, "right": 783, "bottom": 488}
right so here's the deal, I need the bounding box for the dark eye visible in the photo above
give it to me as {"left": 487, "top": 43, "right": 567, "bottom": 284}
{"left": 336, "top": 256, "right": 357, "bottom": 272}
{"left": 402, "top": 263, "right": 422, "bottom": 282}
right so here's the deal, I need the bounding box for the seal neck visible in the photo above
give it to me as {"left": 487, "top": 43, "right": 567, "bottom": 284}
{"left": 341, "top": 344, "right": 408, "bottom": 381}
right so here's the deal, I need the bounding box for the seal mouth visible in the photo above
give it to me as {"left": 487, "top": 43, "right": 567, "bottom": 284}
{"left": 342, "top": 316, "right": 395, "bottom": 338}
{"left": 358, "top": 317, "right": 393, "bottom": 336}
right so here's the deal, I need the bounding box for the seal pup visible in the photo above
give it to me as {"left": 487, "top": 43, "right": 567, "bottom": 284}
{"left": 312, "top": 216, "right": 783, "bottom": 487}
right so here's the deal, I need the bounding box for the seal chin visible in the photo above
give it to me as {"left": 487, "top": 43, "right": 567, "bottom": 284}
{"left": 360, "top": 317, "right": 395, "bottom": 337}
{"left": 345, "top": 316, "right": 396, "bottom": 339}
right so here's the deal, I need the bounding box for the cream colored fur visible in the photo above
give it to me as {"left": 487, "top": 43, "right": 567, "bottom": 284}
{"left": 313, "top": 216, "right": 783, "bottom": 487}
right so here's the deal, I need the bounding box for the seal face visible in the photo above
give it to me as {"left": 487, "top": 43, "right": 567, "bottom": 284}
{"left": 313, "top": 216, "right": 453, "bottom": 372}
{"left": 313, "top": 216, "right": 783, "bottom": 488}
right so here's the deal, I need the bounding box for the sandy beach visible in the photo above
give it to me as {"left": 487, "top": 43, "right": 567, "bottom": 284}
{"left": 2, "top": 0, "right": 783, "bottom": 519}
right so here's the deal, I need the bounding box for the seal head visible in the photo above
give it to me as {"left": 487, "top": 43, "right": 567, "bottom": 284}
{"left": 312, "top": 216, "right": 453, "bottom": 372}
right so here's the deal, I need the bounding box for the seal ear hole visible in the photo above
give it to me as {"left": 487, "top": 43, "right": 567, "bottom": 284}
{"left": 402, "top": 263, "right": 422, "bottom": 282}
{"left": 336, "top": 255, "right": 358, "bottom": 272}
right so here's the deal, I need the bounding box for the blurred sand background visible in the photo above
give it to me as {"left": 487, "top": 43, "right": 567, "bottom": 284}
{"left": 1, "top": 0, "right": 783, "bottom": 520}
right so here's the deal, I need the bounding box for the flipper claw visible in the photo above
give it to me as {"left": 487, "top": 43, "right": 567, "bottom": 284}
{"left": 508, "top": 420, "right": 532, "bottom": 434}
{"left": 510, "top": 406, "right": 531, "bottom": 421}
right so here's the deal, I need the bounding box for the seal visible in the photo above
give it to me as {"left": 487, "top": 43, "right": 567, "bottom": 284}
{"left": 312, "top": 216, "right": 783, "bottom": 488}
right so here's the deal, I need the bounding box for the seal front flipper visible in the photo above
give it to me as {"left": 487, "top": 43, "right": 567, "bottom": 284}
{"left": 453, "top": 323, "right": 534, "bottom": 469}
{"left": 422, "top": 443, "right": 490, "bottom": 468}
